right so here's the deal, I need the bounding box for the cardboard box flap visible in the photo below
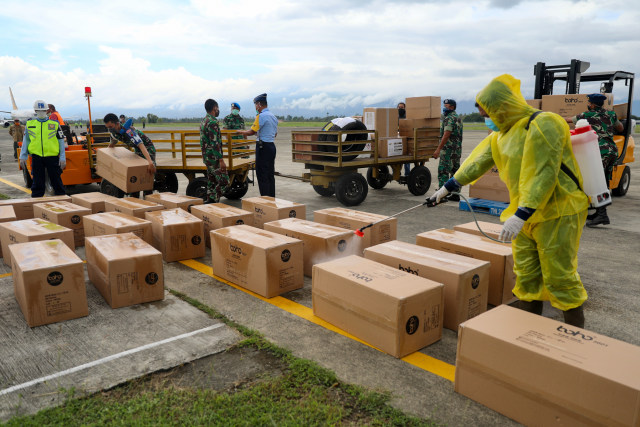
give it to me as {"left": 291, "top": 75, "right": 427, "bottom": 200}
{"left": 11, "top": 239, "right": 82, "bottom": 270}
{"left": 0, "top": 205, "right": 17, "bottom": 221}
{"left": 145, "top": 193, "right": 202, "bottom": 204}
{"left": 243, "top": 196, "right": 304, "bottom": 208}
{"left": 98, "top": 146, "right": 149, "bottom": 166}
{"left": 194, "top": 203, "right": 252, "bottom": 217}
{"left": 72, "top": 192, "right": 117, "bottom": 203}
{"left": 85, "top": 232, "right": 160, "bottom": 259}
{"left": 420, "top": 229, "right": 512, "bottom": 255}
{"left": 33, "top": 201, "right": 90, "bottom": 214}
{"left": 9, "top": 219, "right": 69, "bottom": 235}
{"left": 109, "top": 198, "right": 163, "bottom": 209}
{"left": 85, "top": 211, "right": 150, "bottom": 227}
{"left": 314, "top": 207, "right": 395, "bottom": 224}
{"left": 146, "top": 208, "right": 200, "bottom": 224}
{"left": 266, "top": 218, "right": 354, "bottom": 238}
{"left": 213, "top": 225, "right": 301, "bottom": 248}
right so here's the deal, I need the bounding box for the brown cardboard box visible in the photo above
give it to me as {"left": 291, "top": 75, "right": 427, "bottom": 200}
{"left": 33, "top": 201, "right": 91, "bottom": 248}
{"left": 399, "top": 118, "right": 440, "bottom": 138}
{"left": 405, "top": 96, "right": 441, "bottom": 119}
{"left": 364, "top": 241, "right": 490, "bottom": 331}
{"left": 613, "top": 102, "right": 628, "bottom": 120}
{"left": 0, "top": 206, "right": 17, "bottom": 258}
{"left": 0, "top": 195, "right": 71, "bottom": 220}
{"left": 241, "top": 196, "right": 306, "bottom": 229}
{"left": 313, "top": 207, "right": 396, "bottom": 249}
{"left": 455, "top": 305, "right": 640, "bottom": 426}
{"left": 525, "top": 99, "right": 541, "bottom": 109}
{"left": 313, "top": 255, "right": 444, "bottom": 358}
{"left": 453, "top": 221, "right": 508, "bottom": 244}
{"left": 85, "top": 233, "right": 164, "bottom": 308}
{"left": 96, "top": 146, "right": 154, "bottom": 193}
{"left": 416, "top": 229, "right": 516, "bottom": 306}
{"left": 190, "top": 203, "right": 254, "bottom": 247}
{"left": 145, "top": 208, "right": 205, "bottom": 262}
{"left": 9, "top": 239, "right": 87, "bottom": 327}
{"left": 210, "top": 224, "right": 303, "bottom": 298}
{"left": 541, "top": 93, "right": 613, "bottom": 117}
{"left": 144, "top": 192, "right": 204, "bottom": 211}
{"left": 292, "top": 133, "right": 321, "bottom": 161}
{"left": 363, "top": 108, "right": 399, "bottom": 138}
{"left": 105, "top": 197, "right": 164, "bottom": 219}
{"left": 264, "top": 218, "right": 359, "bottom": 276}
{"left": 376, "top": 137, "right": 406, "bottom": 158}
{"left": 468, "top": 167, "right": 510, "bottom": 203}
{"left": 0, "top": 219, "right": 75, "bottom": 266}
{"left": 71, "top": 192, "right": 119, "bottom": 214}
{"left": 83, "top": 211, "right": 153, "bottom": 244}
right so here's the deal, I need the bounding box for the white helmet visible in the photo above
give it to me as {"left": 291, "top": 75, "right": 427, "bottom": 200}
{"left": 33, "top": 100, "right": 48, "bottom": 111}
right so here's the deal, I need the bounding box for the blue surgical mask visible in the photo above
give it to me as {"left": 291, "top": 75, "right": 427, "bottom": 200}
{"left": 442, "top": 108, "right": 450, "bottom": 114}
{"left": 485, "top": 118, "right": 500, "bottom": 132}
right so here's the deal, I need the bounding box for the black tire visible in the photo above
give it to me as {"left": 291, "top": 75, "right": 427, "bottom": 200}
{"left": 612, "top": 165, "right": 630, "bottom": 197}
{"left": 100, "top": 179, "right": 125, "bottom": 198}
{"left": 366, "top": 166, "right": 390, "bottom": 190}
{"left": 224, "top": 176, "right": 249, "bottom": 200}
{"left": 312, "top": 183, "right": 335, "bottom": 197}
{"left": 186, "top": 177, "right": 208, "bottom": 201}
{"left": 335, "top": 172, "right": 368, "bottom": 206}
{"left": 23, "top": 167, "right": 32, "bottom": 188}
{"left": 154, "top": 172, "right": 179, "bottom": 193}
{"left": 407, "top": 166, "right": 431, "bottom": 196}
{"left": 318, "top": 120, "right": 368, "bottom": 162}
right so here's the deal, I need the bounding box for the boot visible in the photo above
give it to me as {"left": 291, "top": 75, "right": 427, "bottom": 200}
{"left": 586, "top": 207, "right": 610, "bottom": 227}
{"left": 563, "top": 306, "right": 585, "bottom": 328}
{"left": 586, "top": 208, "right": 597, "bottom": 220}
{"left": 516, "top": 300, "right": 543, "bottom": 315}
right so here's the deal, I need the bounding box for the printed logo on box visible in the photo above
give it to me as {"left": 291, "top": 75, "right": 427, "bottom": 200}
{"left": 130, "top": 176, "right": 137, "bottom": 183}
{"left": 229, "top": 243, "right": 245, "bottom": 256}
{"left": 281, "top": 249, "right": 291, "bottom": 262}
{"left": 191, "top": 235, "right": 201, "bottom": 245}
{"left": 406, "top": 316, "right": 419, "bottom": 335}
{"left": 71, "top": 215, "right": 81, "bottom": 225}
{"left": 337, "top": 239, "right": 346, "bottom": 252}
{"left": 288, "top": 209, "right": 297, "bottom": 218}
{"left": 235, "top": 219, "right": 244, "bottom": 225}
{"left": 145, "top": 272, "right": 159, "bottom": 285}
{"left": 399, "top": 264, "right": 419, "bottom": 275}
{"left": 47, "top": 271, "right": 64, "bottom": 286}
{"left": 471, "top": 274, "right": 480, "bottom": 289}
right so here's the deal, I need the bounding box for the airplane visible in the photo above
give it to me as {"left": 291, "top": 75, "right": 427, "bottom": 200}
{"left": 1, "top": 87, "right": 36, "bottom": 127}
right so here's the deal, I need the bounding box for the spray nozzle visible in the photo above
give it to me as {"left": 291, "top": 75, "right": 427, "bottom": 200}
{"left": 354, "top": 229, "right": 364, "bottom": 237}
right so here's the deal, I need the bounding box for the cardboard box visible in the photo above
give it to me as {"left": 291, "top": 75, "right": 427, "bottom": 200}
{"left": 210, "top": 224, "right": 303, "bottom": 298}
{"left": 399, "top": 118, "right": 440, "bottom": 138}
{"left": 96, "top": 146, "right": 154, "bottom": 193}
{"left": 264, "top": 218, "right": 359, "bottom": 276}
{"left": 313, "top": 207, "right": 397, "bottom": 249}
{"left": 9, "top": 239, "right": 87, "bottom": 327}
{"left": 85, "top": 233, "right": 164, "bottom": 308}
{"left": 453, "top": 221, "right": 508, "bottom": 244}
{"left": 376, "top": 137, "right": 406, "bottom": 158}
{"left": 241, "top": 196, "right": 306, "bottom": 229}
{"left": 105, "top": 197, "right": 164, "bottom": 219}
{"left": 0, "top": 195, "right": 71, "bottom": 220}
{"left": 292, "top": 133, "right": 321, "bottom": 161}
{"left": 405, "top": 96, "right": 441, "bottom": 119}
{"left": 416, "top": 229, "right": 516, "bottom": 306}
{"left": 541, "top": 93, "right": 613, "bottom": 117}
{"left": 312, "top": 255, "right": 444, "bottom": 358}
{"left": 33, "top": 201, "right": 91, "bottom": 248}
{"left": 145, "top": 208, "right": 205, "bottom": 262}
{"left": 71, "top": 192, "right": 119, "bottom": 214}
{"left": 455, "top": 305, "right": 640, "bottom": 426}
{"left": 0, "top": 206, "right": 17, "bottom": 258}
{"left": 468, "top": 167, "right": 510, "bottom": 203}
{"left": 613, "top": 102, "right": 628, "bottom": 120}
{"left": 83, "top": 211, "right": 153, "bottom": 244}
{"left": 363, "top": 108, "right": 399, "bottom": 138}
{"left": 0, "top": 219, "right": 75, "bottom": 266}
{"left": 364, "top": 241, "right": 490, "bottom": 331}
{"left": 144, "top": 192, "right": 204, "bottom": 212}
{"left": 525, "top": 99, "right": 541, "bottom": 109}
{"left": 190, "top": 203, "right": 254, "bottom": 247}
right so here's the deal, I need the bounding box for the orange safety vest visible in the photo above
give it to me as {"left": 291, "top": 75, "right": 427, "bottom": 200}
{"left": 49, "top": 111, "right": 65, "bottom": 125}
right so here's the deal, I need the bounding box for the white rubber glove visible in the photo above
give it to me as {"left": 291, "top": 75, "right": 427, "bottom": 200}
{"left": 59, "top": 158, "right": 66, "bottom": 170}
{"left": 20, "top": 159, "right": 27, "bottom": 170}
{"left": 499, "top": 216, "right": 525, "bottom": 242}
{"left": 433, "top": 186, "right": 450, "bottom": 203}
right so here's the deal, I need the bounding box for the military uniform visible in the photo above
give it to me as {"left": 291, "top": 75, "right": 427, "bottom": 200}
{"left": 108, "top": 127, "right": 157, "bottom": 163}
{"left": 223, "top": 113, "right": 248, "bottom": 158}
{"left": 200, "top": 114, "right": 229, "bottom": 203}
{"left": 437, "top": 110, "right": 463, "bottom": 188}
{"left": 574, "top": 106, "right": 620, "bottom": 183}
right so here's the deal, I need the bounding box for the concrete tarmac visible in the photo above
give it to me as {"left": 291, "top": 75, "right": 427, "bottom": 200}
{"left": 0, "top": 126, "right": 638, "bottom": 424}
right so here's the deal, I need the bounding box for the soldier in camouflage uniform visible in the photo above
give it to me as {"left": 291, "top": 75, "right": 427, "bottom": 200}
{"left": 223, "top": 102, "right": 248, "bottom": 158}
{"left": 569, "top": 93, "right": 623, "bottom": 227}
{"left": 433, "top": 99, "right": 463, "bottom": 201}
{"left": 200, "top": 99, "right": 229, "bottom": 203}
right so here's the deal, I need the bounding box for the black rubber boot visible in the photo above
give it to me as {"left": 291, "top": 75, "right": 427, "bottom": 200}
{"left": 516, "top": 300, "right": 543, "bottom": 315}
{"left": 563, "top": 305, "right": 585, "bottom": 328}
{"left": 586, "top": 208, "right": 597, "bottom": 220}
{"left": 586, "top": 207, "right": 610, "bottom": 227}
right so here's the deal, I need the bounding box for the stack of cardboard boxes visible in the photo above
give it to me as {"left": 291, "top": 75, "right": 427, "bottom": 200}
{"left": 362, "top": 108, "right": 404, "bottom": 158}
{"left": 33, "top": 201, "right": 91, "bottom": 248}
{"left": 401, "top": 96, "right": 441, "bottom": 157}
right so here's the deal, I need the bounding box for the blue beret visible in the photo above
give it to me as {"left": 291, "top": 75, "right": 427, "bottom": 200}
{"left": 231, "top": 102, "right": 240, "bottom": 110}
{"left": 587, "top": 93, "right": 607, "bottom": 106}
{"left": 253, "top": 93, "right": 267, "bottom": 104}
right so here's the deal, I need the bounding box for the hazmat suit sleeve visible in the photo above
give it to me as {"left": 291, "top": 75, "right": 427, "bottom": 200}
{"left": 453, "top": 133, "right": 496, "bottom": 186}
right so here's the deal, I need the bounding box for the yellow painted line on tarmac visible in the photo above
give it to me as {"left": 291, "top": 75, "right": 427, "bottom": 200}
{"left": 0, "top": 177, "right": 31, "bottom": 194}
{"left": 179, "top": 258, "right": 456, "bottom": 382}
{"left": 0, "top": 272, "right": 12, "bottom": 279}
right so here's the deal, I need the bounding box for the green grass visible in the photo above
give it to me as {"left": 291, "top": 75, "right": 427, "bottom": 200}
{"left": 3, "top": 290, "right": 436, "bottom": 427}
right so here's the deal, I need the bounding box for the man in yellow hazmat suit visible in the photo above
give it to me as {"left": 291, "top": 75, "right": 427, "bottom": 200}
{"left": 432, "top": 74, "right": 589, "bottom": 327}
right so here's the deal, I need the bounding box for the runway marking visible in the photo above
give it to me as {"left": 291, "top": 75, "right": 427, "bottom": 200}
{"left": 0, "top": 323, "right": 225, "bottom": 397}
{"left": 179, "top": 259, "right": 456, "bottom": 382}
{"left": 0, "top": 272, "right": 11, "bottom": 278}
{"left": 0, "top": 177, "right": 31, "bottom": 194}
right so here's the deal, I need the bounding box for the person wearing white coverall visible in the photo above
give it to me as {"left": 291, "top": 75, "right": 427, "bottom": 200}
{"left": 432, "top": 74, "right": 589, "bottom": 327}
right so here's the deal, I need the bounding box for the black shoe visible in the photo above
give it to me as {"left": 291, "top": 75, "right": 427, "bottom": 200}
{"left": 586, "top": 210, "right": 597, "bottom": 220}
{"left": 563, "top": 306, "right": 585, "bottom": 328}
{"left": 586, "top": 207, "right": 610, "bottom": 227}
{"left": 516, "top": 300, "right": 543, "bottom": 315}
{"left": 447, "top": 194, "right": 460, "bottom": 202}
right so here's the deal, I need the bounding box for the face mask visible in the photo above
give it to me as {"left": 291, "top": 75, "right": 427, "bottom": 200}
{"left": 231, "top": 109, "right": 239, "bottom": 116}
{"left": 397, "top": 108, "right": 406, "bottom": 119}
{"left": 36, "top": 110, "right": 47, "bottom": 119}
{"left": 442, "top": 108, "right": 451, "bottom": 115}
{"left": 255, "top": 109, "right": 260, "bottom": 115}
{"left": 485, "top": 118, "right": 500, "bottom": 132}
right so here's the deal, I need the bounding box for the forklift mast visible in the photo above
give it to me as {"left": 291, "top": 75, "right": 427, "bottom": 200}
{"left": 533, "top": 59, "right": 591, "bottom": 99}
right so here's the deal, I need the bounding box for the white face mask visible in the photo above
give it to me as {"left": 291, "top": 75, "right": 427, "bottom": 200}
{"left": 36, "top": 110, "right": 48, "bottom": 119}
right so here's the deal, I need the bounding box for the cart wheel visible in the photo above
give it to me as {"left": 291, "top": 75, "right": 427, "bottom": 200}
{"left": 366, "top": 166, "right": 390, "bottom": 190}
{"left": 23, "top": 167, "right": 32, "bottom": 188}
{"left": 612, "top": 165, "right": 630, "bottom": 197}
{"left": 407, "top": 166, "right": 431, "bottom": 196}
{"left": 154, "top": 172, "right": 179, "bottom": 193}
{"left": 335, "top": 172, "right": 368, "bottom": 206}
{"left": 100, "top": 179, "right": 125, "bottom": 198}
{"left": 186, "top": 177, "right": 208, "bottom": 200}
{"left": 312, "top": 183, "right": 335, "bottom": 197}
{"left": 224, "top": 177, "right": 249, "bottom": 200}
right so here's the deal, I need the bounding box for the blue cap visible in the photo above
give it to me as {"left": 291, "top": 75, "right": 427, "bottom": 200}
{"left": 587, "top": 93, "right": 607, "bottom": 106}
{"left": 231, "top": 102, "right": 240, "bottom": 110}
{"left": 253, "top": 93, "right": 267, "bottom": 104}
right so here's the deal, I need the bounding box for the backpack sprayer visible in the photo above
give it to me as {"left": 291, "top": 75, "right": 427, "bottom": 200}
{"left": 354, "top": 192, "right": 509, "bottom": 244}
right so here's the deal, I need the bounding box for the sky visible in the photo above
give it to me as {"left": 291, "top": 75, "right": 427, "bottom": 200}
{"left": 1, "top": 0, "right": 639, "bottom": 120}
